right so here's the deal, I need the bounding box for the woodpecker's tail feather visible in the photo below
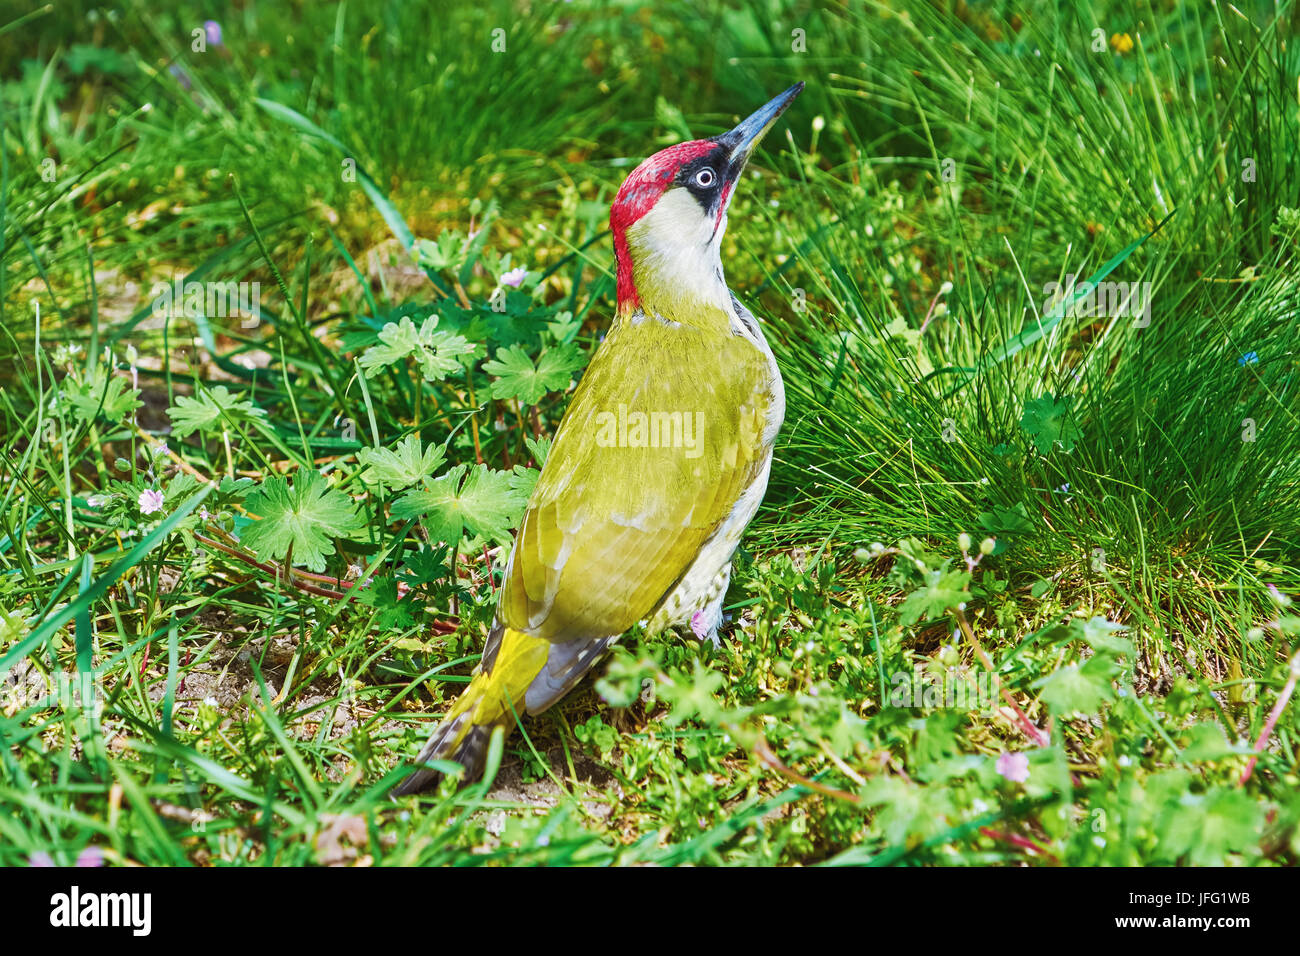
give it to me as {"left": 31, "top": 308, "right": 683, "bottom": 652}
{"left": 392, "top": 624, "right": 549, "bottom": 796}
{"left": 393, "top": 623, "right": 624, "bottom": 796}
{"left": 390, "top": 711, "right": 499, "bottom": 796}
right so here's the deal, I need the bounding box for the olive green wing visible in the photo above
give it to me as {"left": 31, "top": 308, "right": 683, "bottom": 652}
{"left": 498, "top": 317, "right": 775, "bottom": 646}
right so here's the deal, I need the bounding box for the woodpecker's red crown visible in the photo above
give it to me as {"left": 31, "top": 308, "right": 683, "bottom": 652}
{"left": 609, "top": 83, "right": 803, "bottom": 310}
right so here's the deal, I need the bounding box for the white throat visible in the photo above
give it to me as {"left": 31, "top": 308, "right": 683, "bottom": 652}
{"left": 626, "top": 189, "right": 733, "bottom": 317}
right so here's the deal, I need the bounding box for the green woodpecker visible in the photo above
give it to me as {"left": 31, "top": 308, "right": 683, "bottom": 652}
{"left": 395, "top": 83, "right": 803, "bottom": 794}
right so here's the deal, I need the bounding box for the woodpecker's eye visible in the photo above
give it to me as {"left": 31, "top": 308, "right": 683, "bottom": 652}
{"left": 692, "top": 168, "right": 716, "bottom": 188}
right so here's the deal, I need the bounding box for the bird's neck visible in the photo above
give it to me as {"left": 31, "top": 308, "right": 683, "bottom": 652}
{"left": 615, "top": 206, "right": 734, "bottom": 332}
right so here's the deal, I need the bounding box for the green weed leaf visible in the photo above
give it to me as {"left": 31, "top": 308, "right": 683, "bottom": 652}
{"left": 357, "top": 435, "right": 446, "bottom": 493}
{"left": 360, "top": 315, "right": 481, "bottom": 382}
{"left": 391, "top": 463, "right": 526, "bottom": 545}
{"left": 240, "top": 470, "right": 365, "bottom": 572}
{"left": 1039, "top": 655, "right": 1117, "bottom": 715}
{"left": 483, "top": 344, "right": 584, "bottom": 404}
{"left": 167, "top": 385, "right": 266, "bottom": 437}
{"left": 1020, "top": 393, "right": 1082, "bottom": 455}
{"left": 898, "top": 568, "right": 971, "bottom": 625}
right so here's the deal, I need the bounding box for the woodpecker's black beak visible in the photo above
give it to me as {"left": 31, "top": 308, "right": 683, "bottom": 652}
{"left": 716, "top": 82, "right": 804, "bottom": 174}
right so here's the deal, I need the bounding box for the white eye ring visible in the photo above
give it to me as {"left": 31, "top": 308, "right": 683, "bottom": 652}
{"left": 693, "top": 168, "right": 716, "bottom": 188}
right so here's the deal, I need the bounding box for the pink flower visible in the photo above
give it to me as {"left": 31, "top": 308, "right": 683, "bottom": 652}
{"left": 500, "top": 267, "right": 528, "bottom": 288}
{"left": 996, "top": 751, "right": 1030, "bottom": 783}
{"left": 27, "top": 846, "right": 104, "bottom": 867}
{"left": 690, "top": 610, "right": 709, "bottom": 642}
{"left": 138, "top": 489, "right": 165, "bottom": 515}
{"left": 75, "top": 846, "right": 104, "bottom": 867}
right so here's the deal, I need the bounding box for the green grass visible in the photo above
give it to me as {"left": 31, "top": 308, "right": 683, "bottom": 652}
{"left": 2, "top": 0, "right": 1299, "bottom": 866}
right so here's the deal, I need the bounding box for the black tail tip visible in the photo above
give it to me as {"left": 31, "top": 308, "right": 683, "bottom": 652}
{"left": 390, "top": 724, "right": 497, "bottom": 797}
{"left": 390, "top": 767, "right": 439, "bottom": 798}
